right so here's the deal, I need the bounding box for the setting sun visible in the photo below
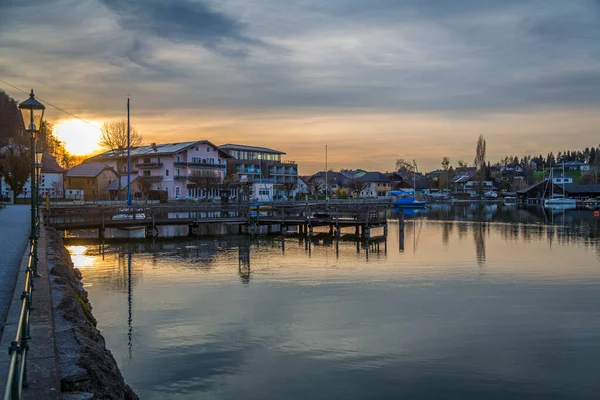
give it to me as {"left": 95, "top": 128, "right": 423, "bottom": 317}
{"left": 54, "top": 119, "right": 102, "bottom": 155}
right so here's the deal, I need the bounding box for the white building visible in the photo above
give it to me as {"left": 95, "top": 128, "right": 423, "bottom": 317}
{"left": 87, "top": 141, "right": 231, "bottom": 200}
{"left": 1, "top": 153, "right": 65, "bottom": 200}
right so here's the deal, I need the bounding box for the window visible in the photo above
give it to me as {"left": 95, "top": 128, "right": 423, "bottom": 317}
{"left": 143, "top": 157, "right": 151, "bottom": 164}
{"left": 195, "top": 147, "right": 199, "bottom": 151}
{"left": 143, "top": 171, "right": 150, "bottom": 177}
{"left": 259, "top": 189, "right": 270, "bottom": 196}
{"left": 176, "top": 156, "right": 180, "bottom": 162}
{"left": 175, "top": 187, "right": 180, "bottom": 198}
{"left": 176, "top": 169, "right": 180, "bottom": 176}
{"left": 166, "top": 170, "right": 169, "bottom": 176}
{"left": 207, "top": 147, "right": 211, "bottom": 152}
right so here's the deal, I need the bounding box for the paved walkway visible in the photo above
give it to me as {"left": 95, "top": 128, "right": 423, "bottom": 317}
{"left": 0, "top": 205, "right": 31, "bottom": 342}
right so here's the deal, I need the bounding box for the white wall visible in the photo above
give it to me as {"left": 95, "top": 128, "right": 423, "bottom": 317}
{"left": 1, "top": 172, "right": 63, "bottom": 199}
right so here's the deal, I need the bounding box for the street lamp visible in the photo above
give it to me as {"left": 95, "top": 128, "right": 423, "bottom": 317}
{"left": 18, "top": 89, "right": 45, "bottom": 276}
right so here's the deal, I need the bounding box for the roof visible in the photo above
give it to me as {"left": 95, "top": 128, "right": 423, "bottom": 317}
{"left": 92, "top": 140, "right": 230, "bottom": 159}
{"left": 358, "top": 172, "right": 390, "bottom": 183}
{"left": 66, "top": 163, "right": 115, "bottom": 178}
{"left": 452, "top": 172, "right": 474, "bottom": 183}
{"left": 219, "top": 143, "right": 286, "bottom": 155}
{"left": 41, "top": 154, "right": 65, "bottom": 173}
{"left": 554, "top": 161, "right": 588, "bottom": 167}
{"left": 103, "top": 175, "right": 139, "bottom": 191}
{"left": 563, "top": 184, "right": 600, "bottom": 194}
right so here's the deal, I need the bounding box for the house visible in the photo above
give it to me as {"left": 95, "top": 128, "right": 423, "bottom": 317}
{"left": 517, "top": 180, "right": 565, "bottom": 201}
{"left": 220, "top": 143, "right": 299, "bottom": 199}
{"left": 103, "top": 175, "right": 144, "bottom": 200}
{"left": 357, "top": 172, "right": 391, "bottom": 198}
{"left": 87, "top": 141, "right": 231, "bottom": 200}
{"left": 64, "top": 163, "right": 118, "bottom": 201}
{"left": 1, "top": 152, "right": 65, "bottom": 200}
{"left": 563, "top": 184, "right": 600, "bottom": 199}
{"left": 297, "top": 176, "right": 309, "bottom": 195}
{"left": 308, "top": 171, "right": 349, "bottom": 195}
{"left": 553, "top": 161, "right": 590, "bottom": 171}
{"left": 552, "top": 175, "right": 573, "bottom": 185}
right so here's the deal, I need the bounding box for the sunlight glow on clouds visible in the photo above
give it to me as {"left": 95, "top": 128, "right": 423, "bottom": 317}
{"left": 1, "top": 0, "right": 599, "bottom": 172}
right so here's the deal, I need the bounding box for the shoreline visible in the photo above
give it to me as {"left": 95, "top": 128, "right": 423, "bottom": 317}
{"left": 47, "top": 227, "right": 139, "bottom": 399}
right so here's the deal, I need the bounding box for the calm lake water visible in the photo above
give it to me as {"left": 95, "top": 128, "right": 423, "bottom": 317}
{"left": 68, "top": 204, "right": 600, "bottom": 399}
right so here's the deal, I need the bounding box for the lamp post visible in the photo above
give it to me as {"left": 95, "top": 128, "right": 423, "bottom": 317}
{"left": 18, "top": 89, "right": 45, "bottom": 276}
{"left": 35, "top": 146, "right": 43, "bottom": 233}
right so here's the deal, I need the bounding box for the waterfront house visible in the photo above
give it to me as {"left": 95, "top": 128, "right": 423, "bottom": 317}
{"left": 65, "top": 163, "right": 118, "bottom": 201}
{"left": 220, "top": 144, "right": 299, "bottom": 199}
{"left": 103, "top": 175, "right": 144, "bottom": 200}
{"left": 357, "top": 172, "right": 391, "bottom": 198}
{"left": 87, "top": 141, "right": 231, "bottom": 200}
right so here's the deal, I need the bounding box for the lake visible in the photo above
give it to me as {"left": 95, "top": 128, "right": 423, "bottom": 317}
{"left": 68, "top": 204, "right": 600, "bottom": 399}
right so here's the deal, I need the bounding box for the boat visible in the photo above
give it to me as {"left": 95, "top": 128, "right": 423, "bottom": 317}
{"left": 112, "top": 209, "right": 146, "bottom": 238}
{"left": 484, "top": 190, "right": 498, "bottom": 199}
{"left": 392, "top": 160, "right": 427, "bottom": 208}
{"left": 503, "top": 196, "right": 518, "bottom": 205}
{"left": 544, "top": 162, "right": 576, "bottom": 209}
{"left": 392, "top": 195, "right": 426, "bottom": 208}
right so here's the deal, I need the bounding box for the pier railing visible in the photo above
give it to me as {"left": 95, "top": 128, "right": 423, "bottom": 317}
{"left": 3, "top": 239, "right": 35, "bottom": 400}
{"left": 44, "top": 200, "right": 392, "bottom": 231}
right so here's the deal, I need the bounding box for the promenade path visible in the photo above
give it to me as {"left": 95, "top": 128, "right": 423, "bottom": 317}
{"left": 0, "top": 205, "right": 30, "bottom": 342}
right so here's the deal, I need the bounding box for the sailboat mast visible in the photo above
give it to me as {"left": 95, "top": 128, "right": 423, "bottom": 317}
{"left": 127, "top": 97, "right": 132, "bottom": 206}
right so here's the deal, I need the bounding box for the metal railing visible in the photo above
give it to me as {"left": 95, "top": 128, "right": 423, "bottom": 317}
{"left": 3, "top": 238, "right": 36, "bottom": 400}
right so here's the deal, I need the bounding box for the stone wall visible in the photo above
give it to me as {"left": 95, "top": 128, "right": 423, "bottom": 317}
{"left": 47, "top": 228, "right": 138, "bottom": 400}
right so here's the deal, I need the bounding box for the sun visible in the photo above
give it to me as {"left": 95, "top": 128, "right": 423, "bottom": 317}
{"left": 54, "top": 119, "right": 102, "bottom": 155}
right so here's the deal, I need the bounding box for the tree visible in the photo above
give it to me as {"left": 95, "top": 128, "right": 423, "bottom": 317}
{"left": 347, "top": 178, "right": 367, "bottom": 198}
{"left": 395, "top": 158, "right": 415, "bottom": 172}
{"left": 457, "top": 160, "right": 468, "bottom": 171}
{"left": 0, "top": 90, "right": 23, "bottom": 147}
{"left": 440, "top": 156, "right": 450, "bottom": 191}
{"left": 309, "top": 179, "right": 323, "bottom": 195}
{"left": 99, "top": 120, "right": 143, "bottom": 199}
{"left": 281, "top": 181, "right": 297, "bottom": 199}
{"left": 473, "top": 135, "right": 487, "bottom": 195}
{"left": 0, "top": 145, "right": 31, "bottom": 202}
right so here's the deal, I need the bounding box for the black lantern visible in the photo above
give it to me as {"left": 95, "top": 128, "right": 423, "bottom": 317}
{"left": 18, "top": 89, "right": 45, "bottom": 133}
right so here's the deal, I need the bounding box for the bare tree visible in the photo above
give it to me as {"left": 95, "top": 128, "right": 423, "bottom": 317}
{"left": 457, "top": 160, "right": 468, "bottom": 171}
{"left": 347, "top": 178, "right": 367, "bottom": 198}
{"left": 473, "top": 135, "right": 487, "bottom": 195}
{"left": 99, "top": 120, "right": 143, "bottom": 153}
{"left": 281, "top": 181, "right": 297, "bottom": 199}
{"left": 395, "top": 158, "right": 415, "bottom": 172}
{"left": 99, "top": 120, "right": 143, "bottom": 199}
{"left": 309, "top": 179, "right": 323, "bottom": 195}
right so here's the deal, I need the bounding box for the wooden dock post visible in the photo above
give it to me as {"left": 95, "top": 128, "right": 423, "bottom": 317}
{"left": 399, "top": 209, "right": 405, "bottom": 230}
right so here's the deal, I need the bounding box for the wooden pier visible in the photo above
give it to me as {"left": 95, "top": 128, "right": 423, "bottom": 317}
{"left": 44, "top": 201, "right": 392, "bottom": 240}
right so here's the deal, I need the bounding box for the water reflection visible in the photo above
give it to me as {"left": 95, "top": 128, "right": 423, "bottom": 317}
{"left": 67, "top": 209, "right": 600, "bottom": 399}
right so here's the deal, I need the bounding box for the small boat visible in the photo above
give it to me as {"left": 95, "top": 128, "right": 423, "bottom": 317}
{"left": 112, "top": 209, "right": 146, "bottom": 238}
{"left": 544, "top": 197, "right": 577, "bottom": 208}
{"left": 504, "top": 196, "right": 518, "bottom": 205}
{"left": 484, "top": 190, "right": 498, "bottom": 199}
{"left": 392, "top": 197, "right": 426, "bottom": 208}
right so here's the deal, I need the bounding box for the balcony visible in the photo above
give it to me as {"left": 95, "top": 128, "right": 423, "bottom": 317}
{"left": 174, "top": 175, "right": 188, "bottom": 181}
{"left": 174, "top": 161, "right": 226, "bottom": 169}
{"left": 135, "top": 162, "right": 163, "bottom": 169}
{"left": 140, "top": 175, "right": 163, "bottom": 182}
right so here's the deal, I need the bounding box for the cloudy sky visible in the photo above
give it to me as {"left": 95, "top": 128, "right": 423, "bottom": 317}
{"left": 1, "top": 0, "right": 599, "bottom": 173}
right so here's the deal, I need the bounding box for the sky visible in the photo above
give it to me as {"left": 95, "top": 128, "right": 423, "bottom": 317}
{"left": 1, "top": 0, "right": 599, "bottom": 173}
